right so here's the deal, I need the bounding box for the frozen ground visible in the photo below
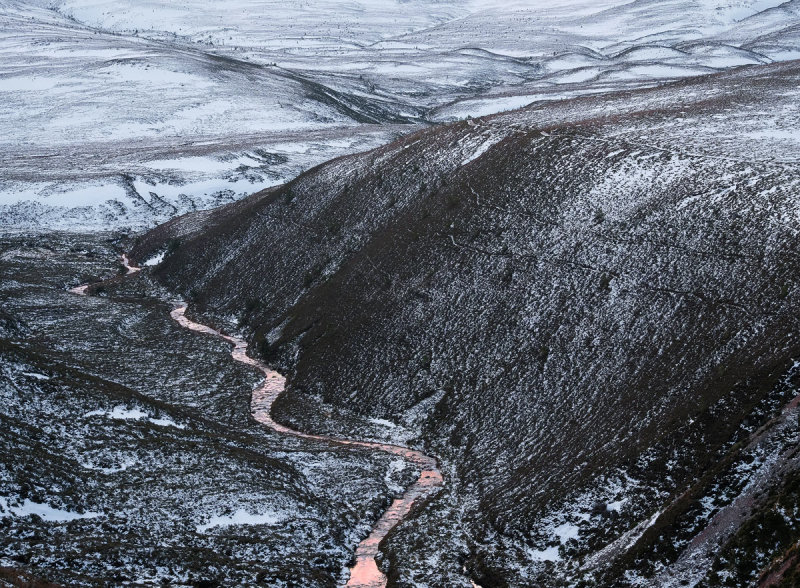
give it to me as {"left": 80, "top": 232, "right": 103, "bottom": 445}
{"left": 0, "top": 233, "right": 417, "bottom": 586}
{"left": 2, "top": 0, "right": 800, "bottom": 229}
{"left": 128, "top": 58, "right": 800, "bottom": 585}
{"left": 0, "top": 124, "right": 407, "bottom": 232}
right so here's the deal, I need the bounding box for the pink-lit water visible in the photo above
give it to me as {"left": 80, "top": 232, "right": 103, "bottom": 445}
{"left": 73, "top": 254, "right": 443, "bottom": 587}
{"left": 68, "top": 254, "right": 140, "bottom": 295}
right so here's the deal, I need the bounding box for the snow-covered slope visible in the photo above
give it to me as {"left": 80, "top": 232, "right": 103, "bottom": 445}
{"left": 2, "top": 0, "right": 799, "bottom": 231}
{"left": 0, "top": 0, "right": 417, "bottom": 231}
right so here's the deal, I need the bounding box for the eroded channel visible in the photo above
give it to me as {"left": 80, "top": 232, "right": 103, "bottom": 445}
{"left": 73, "top": 254, "right": 444, "bottom": 587}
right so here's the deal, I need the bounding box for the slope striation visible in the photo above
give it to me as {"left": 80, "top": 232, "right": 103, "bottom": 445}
{"left": 135, "top": 60, "right": 800, "bottom": 585}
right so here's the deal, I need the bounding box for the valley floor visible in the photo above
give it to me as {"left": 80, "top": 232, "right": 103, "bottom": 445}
{"left": 0, "top": 232, "right": 419, "bottom": 587}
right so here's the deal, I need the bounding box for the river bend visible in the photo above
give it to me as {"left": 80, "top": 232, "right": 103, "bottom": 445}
{"left": 73, "top": 254, "right": 444, "bottom": 587}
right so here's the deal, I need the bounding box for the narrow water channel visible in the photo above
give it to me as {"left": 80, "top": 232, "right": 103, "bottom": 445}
{"left": 73, "top": 254, "right": 444, "bottom": 587}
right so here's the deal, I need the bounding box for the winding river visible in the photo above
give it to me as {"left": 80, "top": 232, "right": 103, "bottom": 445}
{"left": 72, "top": 254, "right": 444, "bottom": 587}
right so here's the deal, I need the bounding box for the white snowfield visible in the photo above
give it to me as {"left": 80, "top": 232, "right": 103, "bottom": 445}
{"left": 196, "top": 507, "right": 285, "bottom": 533}
{"left": 0, "top": 495, "right": 101, "bottom": 522}
{"left": 1, "top": 0, "right": 799, "bottom": 229}
{"left": 84, "top": 405, "right": 186, "bottom": 428}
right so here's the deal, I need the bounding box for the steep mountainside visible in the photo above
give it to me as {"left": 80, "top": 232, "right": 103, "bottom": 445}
{"left": 134, "top": 60, "right": 800, "bottom": 586}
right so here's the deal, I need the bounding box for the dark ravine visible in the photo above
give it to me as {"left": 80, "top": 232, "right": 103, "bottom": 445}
{"left": 130, "top": 60, "right": 800, "bottom": 585}
{"left": 71, "top": 254, "right": 444, "bottom": 588}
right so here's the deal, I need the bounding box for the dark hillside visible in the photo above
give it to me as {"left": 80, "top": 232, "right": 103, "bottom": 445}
{"left": 133, "top": 60, "right": 800, "bottom": 585}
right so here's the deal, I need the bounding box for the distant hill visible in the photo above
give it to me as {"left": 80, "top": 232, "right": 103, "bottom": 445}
{"left": 4, "top": 0, "right": 800, "bottom": 231}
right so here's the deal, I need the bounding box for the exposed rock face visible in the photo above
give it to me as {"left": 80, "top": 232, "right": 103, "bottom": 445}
{"left": 135, "top": 60, "right": 800, "bottom": 585}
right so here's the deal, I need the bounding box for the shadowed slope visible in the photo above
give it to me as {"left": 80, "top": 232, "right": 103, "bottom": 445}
{"left": 134, "top": 60, "right": 800, "bottom": 585}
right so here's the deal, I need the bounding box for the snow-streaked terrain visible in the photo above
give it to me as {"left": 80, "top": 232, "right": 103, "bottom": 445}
{"left": 129, "top": 57, "right": 800, "bottom": 585}
{"left": 0, "top": 235, "right": 417, "bottom": 586}
{"left": 4, "top": 0, "right": 800, "bottom": 583}
{"left": 2, "top": 0, "right": 800, "bottom": 230}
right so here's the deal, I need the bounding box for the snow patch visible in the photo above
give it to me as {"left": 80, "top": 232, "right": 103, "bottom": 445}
{"left": 607, "top": 499, "right": 626, "bottom": 512}
{"left": 462, "top": 137, "right": 502, "bottom": 165}
{"left": 0, "top": 497, "right": 100, "bottom": 522}
{"left": 747, "top": 128, "right": 799, "bottom": 142}
{"left": 143, "top": 251, "right": 166, "bottom": 266}
{"left": 21, "top": 371, "right": 50, "bottom": 380}
{"left": 80, "top": 457, "right": 138, "bottom": 475}
{"left": 527, "top": 544, "right": 561, "bottom": 562}
{"left": 85, "top": 406, "right": 148, "bottom": 420}
{"left": 84, "top": 405, "right": 185, "bottom": 428}
{"left": 196, "top": 508, "right": 284, "bottom": 533}
{"left": 554, "top": 522, "right": 580, "bottom": 543}
{"left": 368, "top": 417, "right": 398, "bottom": 429}
{"left": 148, "top": 416, "right": 186, "bottom": 429}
